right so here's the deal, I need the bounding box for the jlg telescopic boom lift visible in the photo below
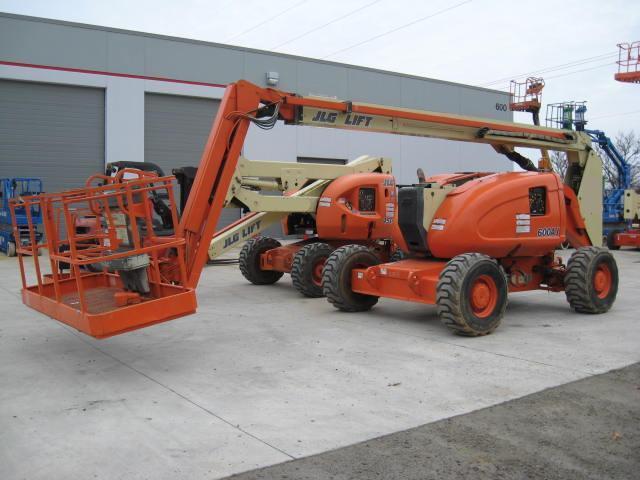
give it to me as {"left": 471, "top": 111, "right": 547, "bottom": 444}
{"left": 11, "top": 80, "right": 617, "bottom": 338}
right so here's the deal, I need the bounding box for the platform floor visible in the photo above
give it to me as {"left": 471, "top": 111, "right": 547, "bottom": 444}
{"left": 1, "top": 249, "right": 639, "bottom": 479}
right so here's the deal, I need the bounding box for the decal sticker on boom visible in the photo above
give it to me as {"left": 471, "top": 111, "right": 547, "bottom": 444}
{"left": 222, "top": 220, "right": 262, "bottom": 249}
{"left": 310, "top": 110, "right": 374, "bottom": 128}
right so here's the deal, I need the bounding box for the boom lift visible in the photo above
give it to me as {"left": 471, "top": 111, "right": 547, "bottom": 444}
{"left": 172, "top": 157, "right": 400, "bottom": 297}
{"left": 209, "top": 155, "right": 400, "bottom": 297}
{"left": 11, "top": 80, "right": 616, "bottom": 338}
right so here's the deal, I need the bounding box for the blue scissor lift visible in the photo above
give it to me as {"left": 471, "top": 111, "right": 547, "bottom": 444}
{"left": 0, "top": 178, "right": 43, "bottom": 256}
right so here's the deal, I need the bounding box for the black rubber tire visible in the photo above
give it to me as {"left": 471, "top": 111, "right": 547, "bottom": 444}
{"left": 323, "top": 244, "right": 380, "bottom": 312}
{"left": 239, "top": 236, "right": 284, "bottom": 285}
{"left": 565, "top": 246, "right": 618, "bottom": 314}
{"left": 436, "top": 253, "right": 508, "bottom": 337}
{"left": 6, "top": 241, "right": 16, "bottom": 257}
{"left": 389, "top": 248, "right": 406, "bottom": 262}
{"left": 291, "top": 242, "right": 333, "bottom": 298}
{"left": 606, "top": 230, "right": 621, "bottom": 250}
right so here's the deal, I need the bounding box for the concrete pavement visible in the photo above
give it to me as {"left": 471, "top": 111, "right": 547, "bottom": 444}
{"left": 228, "top": 363, "right": 640, "bottom": 480}
{"left": 1, "top": 249, "right": 639, "bottom": 479}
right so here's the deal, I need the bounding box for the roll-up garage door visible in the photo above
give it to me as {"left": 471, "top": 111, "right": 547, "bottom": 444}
{"left": 0, "top": 80, "right": 105, "bottom": 193}
{"left": 144, "top": 93, "right": 240, "bottom": 229}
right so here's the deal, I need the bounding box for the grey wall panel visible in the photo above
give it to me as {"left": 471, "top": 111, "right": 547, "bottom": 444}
{"left": 143, "top": 93, "right": 238, "bottom": 228}
{"left": 144, "top": 39, "right": 243, "bottom": 84}
{"left": 459, "top": 87, "right": 511, "bottom": 120}
{"left": 0, "top": 14, "right": 511, "bottom": 122}
{"left": 244, "top": 52, "right": 298, "bottom": 92}
{"left": 401, "top": 77, "right": 461, "bottom": 114}
{"left": 245, "top": 122, "right": 298, "bottom": 161}
{"left": 107, "top": 32, "right": 146, "bottom": 75}
{"left": 296, "top": 61, "right": 349, "bottom": 98}
{"left": 0, "top": 16, "right": 107, "bottom": 70}
{"left": 0, "top": 80, "right": 105, "bottom": 193}
{"left": 347, "top": 69, "right": 402, "bottom": 106}
{"left": 144, "top": 93, "right": 219, "bottom": 169}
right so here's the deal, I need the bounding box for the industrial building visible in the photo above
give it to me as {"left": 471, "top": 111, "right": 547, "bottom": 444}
{"left": 0, "top": 12, "right": 511, "bottom": 227}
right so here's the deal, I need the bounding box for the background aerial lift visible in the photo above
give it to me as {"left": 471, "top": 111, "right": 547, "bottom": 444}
{"left": 1, "top": 178, "right": 43, "bottom": 256}
{"left": 609, "top": 41, "right": 640, "bottom": 248}
{"left": 202, "top": 154, "right": 401, "bottom": 298}
{"left": 11, "top": 80, "right": 617, "bottom": 338}
{"left": 615, "top": 41, "right": 640, "bottom": 84}
{"left": 73, "top": 156, "right": 400, "bottom": 297}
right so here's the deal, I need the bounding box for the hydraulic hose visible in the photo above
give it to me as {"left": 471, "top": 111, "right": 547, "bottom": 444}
{"left": 496, "top": 146, "right": 539, "bottom": 172}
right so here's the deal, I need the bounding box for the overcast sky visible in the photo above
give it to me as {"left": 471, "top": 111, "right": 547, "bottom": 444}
{"left": 1, "top": 0, "right": 638, "bottom": 135}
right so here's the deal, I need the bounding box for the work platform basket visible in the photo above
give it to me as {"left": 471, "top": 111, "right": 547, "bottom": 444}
{"left": 615, "top": 42, "right": 640, "bottom": 84}
{"left": 10, "top": 171, "right": 196, "bottom": 338}
{"left": 509, "top": 77, "right": 545, "bottom": 113}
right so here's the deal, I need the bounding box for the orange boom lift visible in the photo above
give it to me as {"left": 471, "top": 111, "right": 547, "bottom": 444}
{"left": 11, "top": 80, "right": 616, "bottom": 338}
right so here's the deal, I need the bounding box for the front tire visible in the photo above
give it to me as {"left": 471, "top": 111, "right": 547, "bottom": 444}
{"left": 322, "top": 245, "right": 380, "bottom": 312}
{"left": 6, "top": 241, "right": 16, "bottom": 257}
{"left": 239, "top": 236, "right": 284, "bottom": 285}
{"left": 436, "top": 253, "right": 508, "bottom": 336}
{"left": 565, "top": 247, "right": 618, "bottom": 313}
{"left": 291, "top": 242, "right": 332, "bottom": 298}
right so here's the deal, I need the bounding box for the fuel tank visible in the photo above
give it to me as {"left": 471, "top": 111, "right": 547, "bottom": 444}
{"left": 405, "top": 171, "right": 567, "bottom": 258}
{"left": 316, "top": 172, "right": 403, "bottom": 243}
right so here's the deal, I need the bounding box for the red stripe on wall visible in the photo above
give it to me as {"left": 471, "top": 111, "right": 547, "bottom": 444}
{"left": 0, "top": 60, "right": 228, "bottom": 88}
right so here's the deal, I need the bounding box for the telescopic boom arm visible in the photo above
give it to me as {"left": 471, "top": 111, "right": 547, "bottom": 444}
{"left": 180, "top": 81, "right": 603, "bottom": 287}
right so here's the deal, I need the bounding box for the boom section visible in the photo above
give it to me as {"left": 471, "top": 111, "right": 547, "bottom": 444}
{"left": 178, "top": 81, "right": 293, "bottom": 288}
{"left": 281, "top": 96, "right": 587, "bottom": 153}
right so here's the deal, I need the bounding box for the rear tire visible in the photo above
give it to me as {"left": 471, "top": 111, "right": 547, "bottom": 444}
{"left": 436, "top": 253, "right": 508, "bottom": 336}
{"left": 239, "top": 236, "right": 284, "bottom": 285}
{"left": 291, "top": 242, "right": 332, "bottom": 298}
{"left": 606, "top": 230, "right": 621, "bottom": 250}
{"left": 565, "top": 246, "right": 618, "bottom": 313}
{"left": 6, "top": 241, "right": 16, "bottom": 257}
{"left": 322, "top": 245, "right": 380, "bottom": 312}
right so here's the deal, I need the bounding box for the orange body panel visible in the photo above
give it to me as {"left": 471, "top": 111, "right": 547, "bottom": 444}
{"left": 352, "top": 259, "right": 447, "bottom": 304}
{"left": 425, "top": 172, "right": 567, "bottom": 258}
{"left": 354, "top": 171, "right": 576, "bottom": 306}
{"left": 261, "top": 243, "right": 301, "bottom": 272}
{"left": 262, "top": 172, "right": 405, "bottom": 274}
{"left": 351, "top": 254, "right": 565, "bottom": 306}
{"left": 316, "top": 173, "right": 398, "bottom": 241}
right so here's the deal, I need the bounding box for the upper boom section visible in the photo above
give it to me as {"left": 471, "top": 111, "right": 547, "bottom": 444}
{"left": 278, "top": 92, "right": 591, "bottom": 154}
